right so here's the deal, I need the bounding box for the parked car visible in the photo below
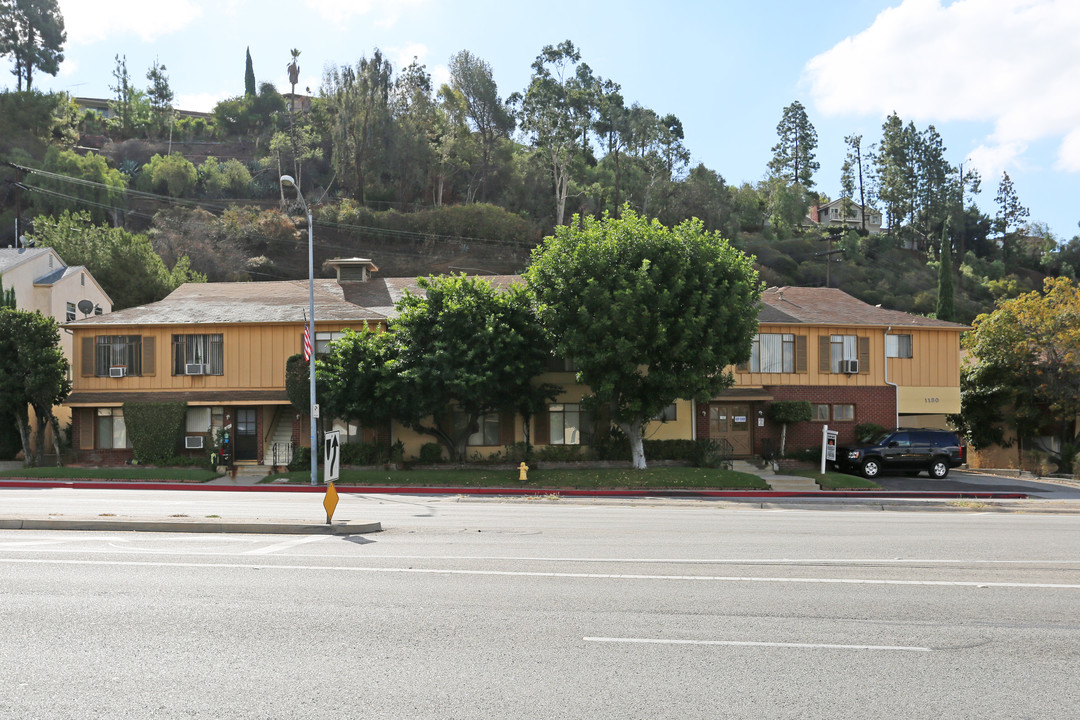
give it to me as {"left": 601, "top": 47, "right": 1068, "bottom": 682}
{"left": 835, "top": 428, "right": 966, "bottom": 479}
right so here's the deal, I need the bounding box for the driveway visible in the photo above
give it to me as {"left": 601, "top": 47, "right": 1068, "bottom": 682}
{"left": 874, "top": 469, "right": 1080, "bottom": 499}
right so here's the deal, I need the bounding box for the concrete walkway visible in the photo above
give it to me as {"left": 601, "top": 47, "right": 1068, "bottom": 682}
{"left": 730, "top": 460, "right": 821, "bottom": 491}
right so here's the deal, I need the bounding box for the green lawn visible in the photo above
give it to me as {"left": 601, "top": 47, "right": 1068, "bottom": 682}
{"left": 788, "top": 469, "right": 882, "bottom": 490}
{"left": 264, "top": 466, "right": 769, "bottom": 491}
{"left": 0, "top": 467, "right": 220, "bottom": 482}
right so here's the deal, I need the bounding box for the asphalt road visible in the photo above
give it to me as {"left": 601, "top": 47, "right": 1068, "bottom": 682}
{"left": 875, "top": 469, "right": 1080, "bottom": 498}
{"left": 2, "top": 496, "right": 1079, "bottom": 719}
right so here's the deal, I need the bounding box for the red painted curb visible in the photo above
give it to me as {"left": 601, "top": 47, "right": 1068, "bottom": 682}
{"left": 0, "top": 480, "right": 1027, "bottom": 500}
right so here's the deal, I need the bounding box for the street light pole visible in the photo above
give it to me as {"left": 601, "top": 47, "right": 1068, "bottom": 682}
{"left": 280, "top": 174, "right": 318, "bottom": 487}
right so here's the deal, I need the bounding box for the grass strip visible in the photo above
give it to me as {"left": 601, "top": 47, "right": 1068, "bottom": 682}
{"left": 0, "top": 467, "right": 220, "bottom": 482}
{"left": 264, "top": 466, "right": 768, "bottom": 490}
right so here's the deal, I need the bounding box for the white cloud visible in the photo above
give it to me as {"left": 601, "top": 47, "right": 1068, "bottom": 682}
{"left": 303, "top": 0, "right": 430, "bottom": 27}
{"left": 175, "top": 91, "right": 229, "bottom": 113}
{"left": 390, "top": 43, "right": 429, "bottom": 71}
{"left": 431, "top": 64, "right": 450, "bottom": 90}
{"left": 804, "top": 0, "right": 1080, "bottom": 174}
{"left": 1058, "top": 129, "right": 1080, "bottom": 172}
{"left": 60, "top": 0, "right": 204, "bottom": 44}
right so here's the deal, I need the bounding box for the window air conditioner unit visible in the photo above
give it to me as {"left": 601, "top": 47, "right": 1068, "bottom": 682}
{"left": 841, "top": 359, "right": 860, "bottom": 374}
{"left": 185, "top": 363, "right": 206, "bottom": 375}
{"left": 109, "top": 366, "right": 126, "bottom": 378}
{"left": 185, "top": 436, "right": 205, "bottom": 449}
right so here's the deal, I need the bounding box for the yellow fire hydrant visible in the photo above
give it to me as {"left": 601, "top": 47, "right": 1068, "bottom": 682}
{"left": 518, "top": 462, "right": 529, "bottom": 482}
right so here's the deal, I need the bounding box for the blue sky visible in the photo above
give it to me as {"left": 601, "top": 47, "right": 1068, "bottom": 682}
{"left": 27, "top": 0, "right": 1080, "bottom": 241}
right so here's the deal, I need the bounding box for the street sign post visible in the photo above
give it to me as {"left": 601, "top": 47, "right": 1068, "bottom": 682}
{"left": 324, "top": 430, "right": 340, "bottom": 483}
{"left": 323, "top": 482, "right": 339, "bottom": 525}
{"left": 821, "top": 425, "right": 838, "bottom": 474}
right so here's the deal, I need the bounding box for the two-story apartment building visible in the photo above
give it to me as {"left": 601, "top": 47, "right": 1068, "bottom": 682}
{"left": 1, "top": 247, "right": 112, "bottom": 446}
{"left": 63, "top": 259, "right": 966, "bottom": 464}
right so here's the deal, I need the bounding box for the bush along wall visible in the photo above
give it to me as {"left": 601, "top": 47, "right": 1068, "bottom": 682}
{"left": 122, "top": 401, "right": 187, "bottom": 464}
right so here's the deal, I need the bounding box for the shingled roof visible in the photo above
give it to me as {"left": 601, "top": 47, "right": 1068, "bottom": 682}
{"left": 66, "top": 275, "right": 526, "bottom": 327}
{"left": 760, "top": 286, "right": 967, "bottom": 329}
{"left": 62, "top": 272, "right": 963, "bottom": 330}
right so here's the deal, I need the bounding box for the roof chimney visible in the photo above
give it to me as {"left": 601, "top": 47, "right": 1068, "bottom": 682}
{"left": 324, "top": 257, "right": 378, "bottom": 284}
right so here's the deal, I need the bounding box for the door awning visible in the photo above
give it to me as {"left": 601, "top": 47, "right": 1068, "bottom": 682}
{"left": 710, "top": 388, "right": 774, "bottom": 402}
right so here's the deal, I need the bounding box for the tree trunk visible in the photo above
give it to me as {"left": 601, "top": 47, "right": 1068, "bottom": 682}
{"left": 14, "top": 411, "right": 32, "bottom": 467}
{"left": 620, "top": 420, "right": 647, "bottom": 470}
{"left": 780, "top": 423, "right": 788, "bottom": 457}
{"left": 49, "top": 413, "right": 63, "bottom": 466}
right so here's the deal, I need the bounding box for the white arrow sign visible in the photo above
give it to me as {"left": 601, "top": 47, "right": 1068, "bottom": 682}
{"left": 324, "top": 430, "right": 341, "bottom": 483}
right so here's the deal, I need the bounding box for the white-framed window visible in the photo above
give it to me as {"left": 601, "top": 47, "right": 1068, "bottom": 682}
{"left": 886, "top": 334, "right": 913, "bottom": 358}
{"left": 185, "top": 407, "right": 212, "bottom": 433}
{"left": 172, "top": 334, "right": 224, "bottom": 375}
{"left": 833, "top": 404, "right": 855, "bottom": 422}
{"left": 66, "top": 302, "right": 76, "bottom": 322}
{"left": 812, "top": 404, "right": 830, "bottom": 421}
{"left": 96, "top": 408, "right": 129, "bottom": 449}
{"left": 829, "top": 335, "right": 858, "bottom": 373}
{"left": 548, "top": 403, "right": 591, "bottom": 445}
{"left": 749, "top": 333, "right": 796, "bottom": 373}
{"left": 315, "top": 331, "right": 347, "bottom": 354}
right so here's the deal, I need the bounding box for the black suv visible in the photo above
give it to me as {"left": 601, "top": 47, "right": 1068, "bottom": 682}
{"left": 835, "top": 429, "right": 966, "bottom": 479}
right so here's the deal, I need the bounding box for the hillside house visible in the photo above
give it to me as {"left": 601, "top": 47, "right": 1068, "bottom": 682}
{"left": 806, "top": 199, "right": 883, "bottom": 234}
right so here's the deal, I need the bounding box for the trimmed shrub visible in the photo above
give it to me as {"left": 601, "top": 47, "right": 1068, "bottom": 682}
{"left": 123, "top": 401, "right": 187, "bottom": 464}
{"left": 418, "top": 442, "right": 444, "bottom": 464}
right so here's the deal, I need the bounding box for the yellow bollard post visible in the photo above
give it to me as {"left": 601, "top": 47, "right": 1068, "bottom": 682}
{"left": 518, "top": 462, "right": 529, "bottom": 482}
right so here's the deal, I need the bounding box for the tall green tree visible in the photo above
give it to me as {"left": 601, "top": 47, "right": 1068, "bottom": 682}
{"left": 526, "top": 209, "right": 762, "bottom": 469}
{"left": 244, "top": 46, "right": 256, "bottom": 97}
{"left": 517, "top": 40, "right": 591, "bottom": 226}
{"left": 960, "top": 277, "right": 1080, "bottom": 472}
{"left": 768, "top": 100, "right": 818, "bottom": 188}
{"left": 0, "top": 0, "right": 65, "bottom": 91}
{"left": 29, "top": 210, "right": 204, "bottom": 309}
{"left": 323, "top": 50, "right": 394, "bottom": 204}
{"left": 449, "top": 49, "right": 513, "bottom": 203}
{"left": 322, "top": 275, "right": 555, "bottom": 461}
{"left": 841, "top": 134, "right": 867, "bottom": 231}
{"left": 145, "top": 57, "right": 173, "bottom": 132}
{"left": 0, "top": 273, "right": 15, "bottom": 307}
{"left": 871, "top": 112, "right": 913, "bottom": 234}
{"left": 0, "top": 307, "right": 70, "bottom": 466}
{"left": 995, "top": 171, "right": 1029, "bottom": 237}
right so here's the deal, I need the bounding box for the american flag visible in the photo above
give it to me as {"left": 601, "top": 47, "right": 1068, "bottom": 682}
{"left": 303, "top": 323, "right": 313, "bottom": 362}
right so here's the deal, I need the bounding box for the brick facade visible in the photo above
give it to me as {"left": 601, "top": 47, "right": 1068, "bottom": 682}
{"left": 701, "top": 385, "right": 896, "bottom": 457}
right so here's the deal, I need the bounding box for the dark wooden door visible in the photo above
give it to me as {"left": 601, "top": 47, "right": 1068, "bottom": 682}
{"left": 235, "top": 408, "right": 258, "bottom": 461}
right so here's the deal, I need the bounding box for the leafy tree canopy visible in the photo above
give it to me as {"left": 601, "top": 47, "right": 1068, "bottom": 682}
{"left": 29, "top": 210, "right": 204, "bottom": 309}
{"left": 960, "top": 276, "right": 1080, "bottom": 471}
{"left": 0, "top": 306, "right": 69, "bottom": 465}
{"left": 0, "top": 0, "right": 65, "bottom": 91}
{"left": 321, "top": 275, "right": 554, "bottom": 461}
{"left": 526, "top": 208, "right": 763, "bottom": 469}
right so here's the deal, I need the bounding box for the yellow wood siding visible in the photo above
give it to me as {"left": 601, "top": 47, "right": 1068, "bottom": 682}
{"left": 731, "top": 325, "right": 963, "bottom": 388}
{"left": 71, "top": 322, "right": 371, "bottom": 393}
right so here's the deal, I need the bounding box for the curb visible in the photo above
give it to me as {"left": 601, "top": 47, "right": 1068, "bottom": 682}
{"left": 0, "top": 517, "right": 382, "bottom": 535}
{"left": 0, "top": 479, "right": 1030, "bottom": 500}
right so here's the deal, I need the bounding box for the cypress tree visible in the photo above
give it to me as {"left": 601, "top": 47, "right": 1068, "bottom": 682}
{"left": 0, "top": 275, "right": 15, "bottom": 309}
{"left": 244, "top": 47, "right": 256, "bottom": 97}
{"left": 936, "top": 226, "right": 955, "bottom": 322}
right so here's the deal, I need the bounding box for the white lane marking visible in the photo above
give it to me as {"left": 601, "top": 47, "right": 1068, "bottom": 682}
{"left": 584, "top": 637, "right": 932, "bottom": 652}
{"left": 0, "top": 540, "right": 69, "bottom": 548}
{"left": 241, "top": 535, "right": 329, "bottom": 555}
{"left": 1, "top": 558, "right": 1079, "bottom": 589}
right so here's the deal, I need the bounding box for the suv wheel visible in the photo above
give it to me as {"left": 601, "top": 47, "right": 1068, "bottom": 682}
{"left": 861, "top": 458, "right": 881, "bottom": 479}
{"left": 929, "top": 458, "right": 950, "bottom": 479}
